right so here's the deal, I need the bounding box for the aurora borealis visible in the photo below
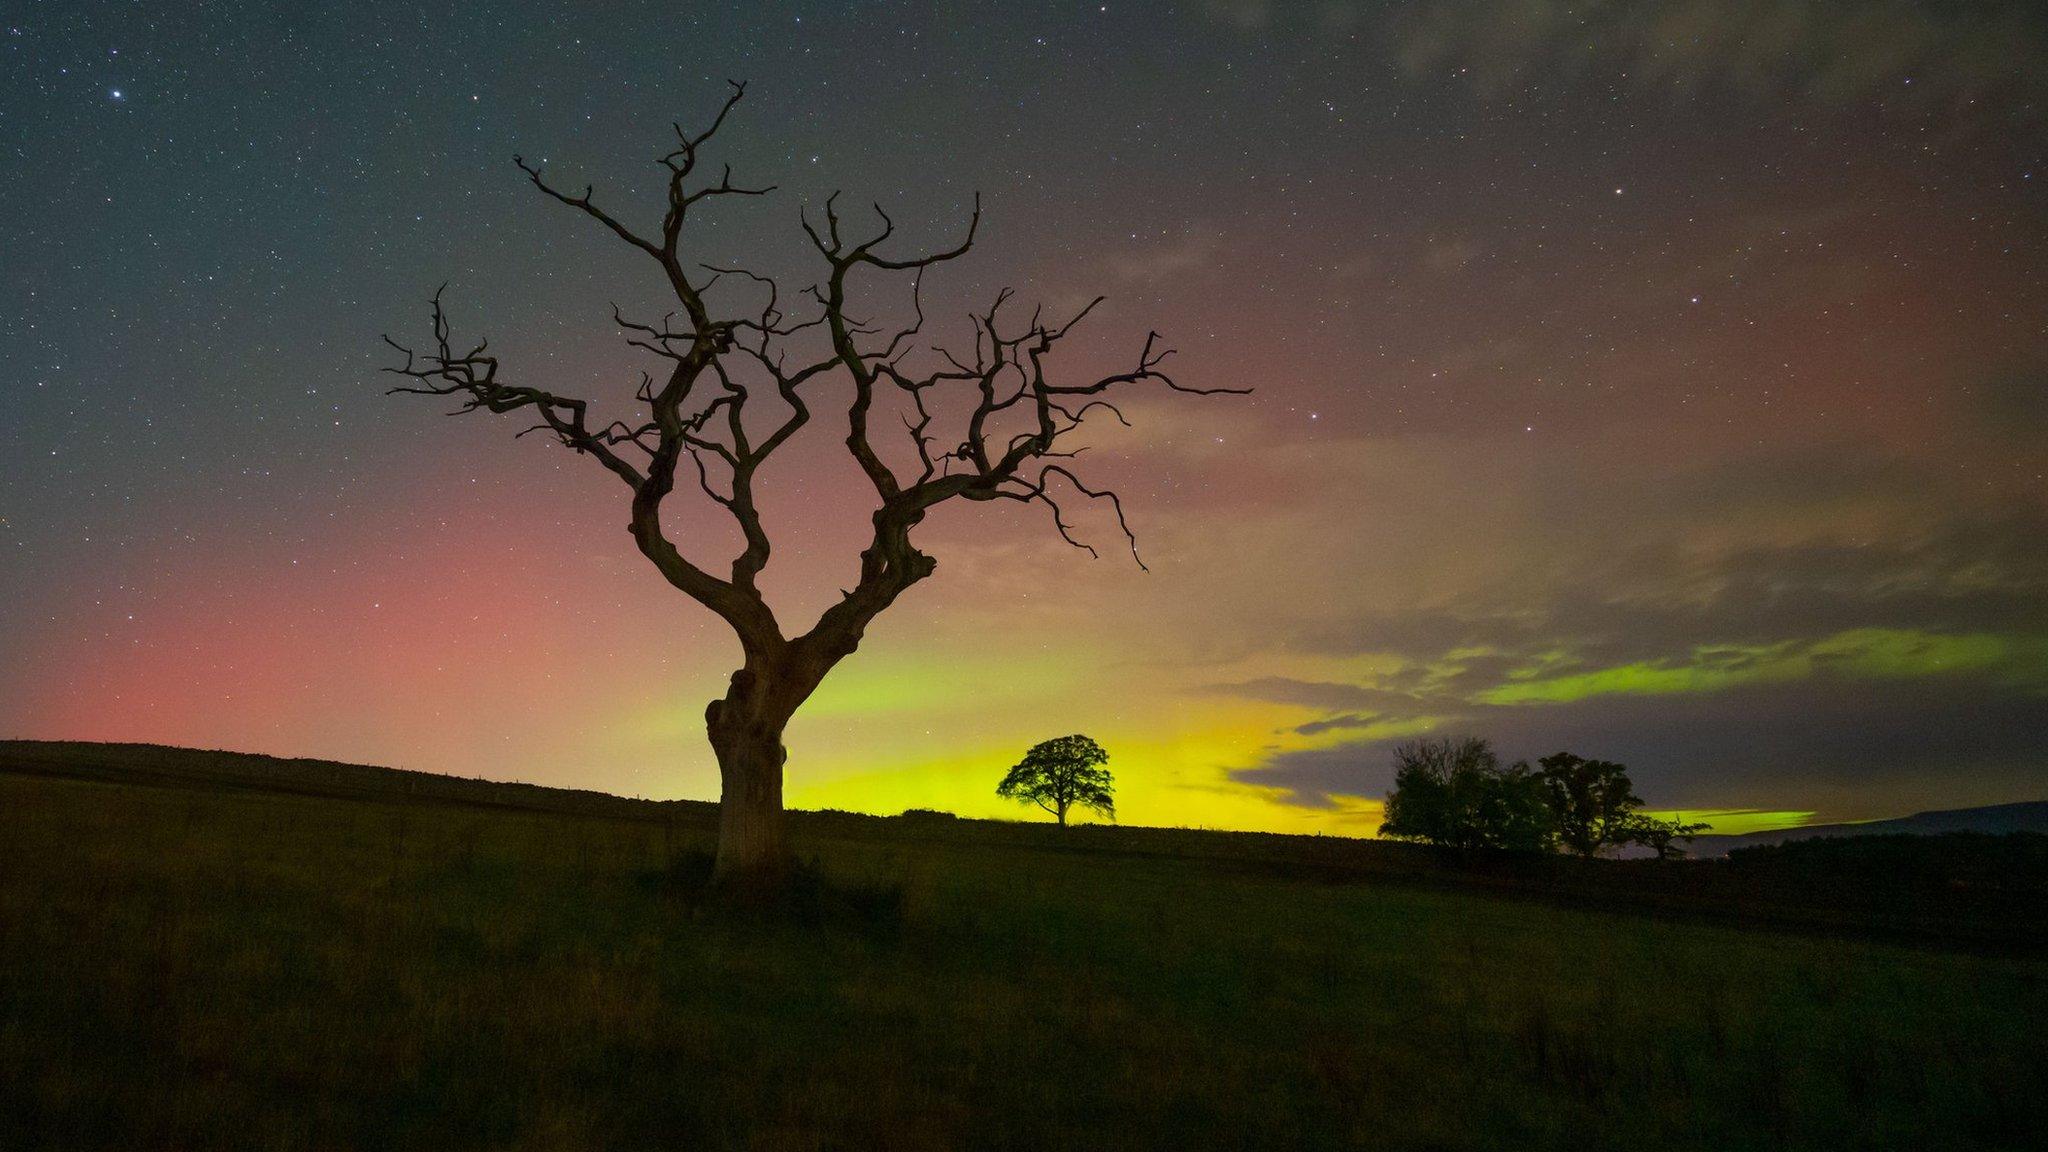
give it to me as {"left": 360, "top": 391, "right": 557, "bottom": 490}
{"left": 4, "top": 2, "right": 2045, "bottom": 836}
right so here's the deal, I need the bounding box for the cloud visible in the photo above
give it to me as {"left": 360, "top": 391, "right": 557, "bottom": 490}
{"left": 1275, "top": 445, "right": 2048, "bottom": 670}
{"left": 1418, "top": 235, "right": 1484, "bottom": 276}
{"left": 1198, "top": 0, "right": 1273, "bottom": 30}
{"left": 1088, "top": 293, "right": 2048, "bottom": 825}
{"left": 1477, "top": 629, "right": 2048, "bottom": 705}
{"left": 1967, "top": 370, "right": 2048, "bottom": 444}
{"left": 1231, "top": 669, "right": 2048, "bottom": 817}
{"left": 1203, "top": 676, "right": 1430, "bottom": 713}
{"left": 1327, "top": 251, "right": 1378, "bottom": 283}
{"left": 1199, "top": 2, "right": 2048, "bottom": 115}
{"left": 1102, "top": 231, "right": 1222, "bottom": 285}
{"left": 1190, "top": 445, "right": 2048, "bottom": 815}
{"left": 1402, "top": 1, "right": 2048, "bottom": 106}
{"left": 1293, "top": 712, "right": 1380, "bottom": 735}
{"left": 1197, "top": 1, "right": 1366, "bottom": 33}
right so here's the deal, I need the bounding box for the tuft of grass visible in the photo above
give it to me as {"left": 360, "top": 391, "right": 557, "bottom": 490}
{"left": 642, "top": 850, "right": 906, "bottom": 937}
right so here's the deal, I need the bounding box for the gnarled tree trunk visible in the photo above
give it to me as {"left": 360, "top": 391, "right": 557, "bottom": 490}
{"left": 704, "top": 662, "right": 800, "bottom": 886}
{"left": 702, "top": 636, "right": 852, "bottom": 887}
{"left": 698, "top": 525, "right": 930, "bottom": 887}
{"left": 706, "top": 721, "right": 787, "bottom": 885}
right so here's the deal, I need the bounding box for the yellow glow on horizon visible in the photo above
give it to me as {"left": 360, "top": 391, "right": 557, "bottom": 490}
{"left": 789, "top": 693, "right": 1390, "bottom": 837}
{"left": 593, "top": 618, "right": 2012, "bottom": 840}
{"left": 1652, "top": 809, "right": 1817, "bottom": 836}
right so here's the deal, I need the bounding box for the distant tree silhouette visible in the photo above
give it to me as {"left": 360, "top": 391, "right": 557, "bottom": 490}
{"left": 997, "top": 735, "right": 1115, "bottom": 826}
{"left": 1535, "top": 752, "right": 1643, "bottom": 858}
{"left": 1537, "top": 751, "right": 1707, "bottom": 859}
{"left": 1619, "top": 813, "right": 1710, "bottom": 860}
{"left": 381, "top": 85, "right": 1241, "bottom": 890}
{"left": 1379, "top": 737, "right": 1551, "bottom": 852}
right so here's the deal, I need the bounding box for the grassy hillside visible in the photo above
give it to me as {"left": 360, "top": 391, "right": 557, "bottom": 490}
{"left": 0, "top": 739, "right": 694, "bottom": 821}
{"left": 3, "top": 743, "right": 2045, "bottom": 1149}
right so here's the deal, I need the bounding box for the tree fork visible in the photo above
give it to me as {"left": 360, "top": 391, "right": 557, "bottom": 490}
{"left": 381, "top": 83, "right": 1244, "bottom": 898}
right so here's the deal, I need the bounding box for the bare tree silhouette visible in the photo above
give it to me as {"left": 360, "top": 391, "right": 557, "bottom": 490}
{"left": 382, "top": 83, "right": 1243, "bottom": 890}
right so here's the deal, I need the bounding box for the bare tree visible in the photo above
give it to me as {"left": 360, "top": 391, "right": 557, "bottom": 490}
{"left": 382, "top": 84, "right": 1243, "bottom": 889}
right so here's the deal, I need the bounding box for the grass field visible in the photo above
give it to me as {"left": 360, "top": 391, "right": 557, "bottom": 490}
{"left": 3, "top": 744, "right": 2044, "bottom": 1150}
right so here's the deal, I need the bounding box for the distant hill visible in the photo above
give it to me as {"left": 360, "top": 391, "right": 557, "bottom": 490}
{"left": 1687, "top": 801, "right": 2048, "bottom": 857}
{"left": 0, "top": 739, "right": 710, "bottom": 823}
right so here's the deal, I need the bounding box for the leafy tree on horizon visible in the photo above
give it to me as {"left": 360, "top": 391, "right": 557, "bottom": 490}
{"left": 380, "top": 84, "right": 1239, "bottom": 891}
{"left": 997, "top": 735, "right": 1115, "bottom": 827}
{"left": 1535, "top": 751, "right": 1644, "bottom": 858}
{"left": 1379, "top": 737, "right": 1552, "bottom": 852}
{"left": 1619, "top": 812, "right": 1712, "bottom": 860}
{"left": 1537, "top": 750, "right": 1709, "bottom": 859}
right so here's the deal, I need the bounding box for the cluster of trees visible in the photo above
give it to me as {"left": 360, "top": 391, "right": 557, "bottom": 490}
{"left": 1379, "top": 737, "right": 1706, "bottom": 858}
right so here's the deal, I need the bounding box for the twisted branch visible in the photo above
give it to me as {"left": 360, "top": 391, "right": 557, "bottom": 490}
{"left": 383, "top": 84, "right": 1245, "bottom": 678}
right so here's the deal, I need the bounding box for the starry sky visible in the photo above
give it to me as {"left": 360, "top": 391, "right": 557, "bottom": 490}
{"left": 4, "top": 1, "right": 2046, "bottom": 835}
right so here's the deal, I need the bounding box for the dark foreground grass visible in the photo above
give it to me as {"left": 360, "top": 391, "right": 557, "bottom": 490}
{"left": 4, "top": 768, "right": 2045, "bottom": 1150}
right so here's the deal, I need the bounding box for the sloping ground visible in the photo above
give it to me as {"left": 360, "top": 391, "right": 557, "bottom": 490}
{"left": 3, "top": 755, "right": 2043, "bottom": 1150}
{"left": 4, "top": 739, "right": 2044, "bottom": 952}
{"left": 0, "top": 739, "right": 706, "bottom": 824}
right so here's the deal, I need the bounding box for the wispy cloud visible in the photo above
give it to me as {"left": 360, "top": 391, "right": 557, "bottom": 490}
{"left": 1102, "top": 230, "right": 1223, "bottom": 285}
{"left": 1200, "top": 1, "right": 2048, "bottom": 115}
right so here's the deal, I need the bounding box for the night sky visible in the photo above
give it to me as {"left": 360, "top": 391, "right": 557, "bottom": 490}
{"left": 5, "top": 2, "right": 2046, "bottom": 835}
